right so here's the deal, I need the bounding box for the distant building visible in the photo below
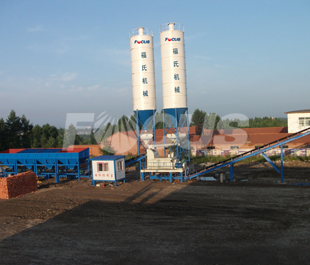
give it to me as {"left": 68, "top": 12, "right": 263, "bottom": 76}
{"left": 71, "top": 125, "right": 310, "bottom": 158}
{"left": 285, "top": 109, "right": 310, "bottom": 133}
{"left": 192, "top": 126, "right": 310, "bottom": 157}
{"left": 68, "top": 144, "right": 101, "bottom": 156}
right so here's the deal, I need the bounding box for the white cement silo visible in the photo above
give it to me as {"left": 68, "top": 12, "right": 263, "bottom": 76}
{"left": 160, "top": 23, "right": 189, "bottom": 161}
{"left": 130, "top": 27, "right": 156, "bottom": 127}
{"left": 160, "top": 22, "right": 187, "bottom": 119}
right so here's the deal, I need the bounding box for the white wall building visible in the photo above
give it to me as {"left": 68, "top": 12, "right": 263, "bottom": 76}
{"left": 285, "top": 109, "right": 310, "bottom": 133}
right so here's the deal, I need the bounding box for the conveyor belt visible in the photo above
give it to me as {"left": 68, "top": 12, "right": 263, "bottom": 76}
{"left": 125, "top": 154, "right": 146, "bottom": 167}
{"left": 186, "top": 127, "right": 310, "bottom": 180}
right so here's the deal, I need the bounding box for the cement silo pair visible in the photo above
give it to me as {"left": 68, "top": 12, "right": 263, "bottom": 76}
{"left": 130, "top": 23, "right": 189, "bottom": 161}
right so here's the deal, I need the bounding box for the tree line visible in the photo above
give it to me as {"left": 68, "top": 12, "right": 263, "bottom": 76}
{"left": 0, "top": 110, "right": 97, "bottom": 151}
{"left": 190, "top": 109, "right": 287, "bottom": 135}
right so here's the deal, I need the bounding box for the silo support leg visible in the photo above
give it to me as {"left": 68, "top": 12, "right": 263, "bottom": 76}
{"left": 230, "top": 164, "right": 234, "bottom": 182}
{"left": 78, "top": 164, "right": 80, "bottom": 182}
{"left": 141, "top": 172, "right": 145, "bottom": 181}
{"left": 281, "top": 145, "right": 284, "bottom": 183}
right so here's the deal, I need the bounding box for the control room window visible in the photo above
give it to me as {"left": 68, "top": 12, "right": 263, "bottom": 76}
{"left": 98, "top": 163, "right": 109, "bottom": 172}
{"left": 117, "top": 161, "right": 123, "bottom": 171}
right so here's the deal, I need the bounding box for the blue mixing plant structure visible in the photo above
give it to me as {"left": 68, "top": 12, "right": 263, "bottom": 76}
{"left": 135, "top": 110, "right": 156, "bottom": 156}
{"left": 0, "top": 148, "right": 90, "bottom": 183}
{"left": 163, "top": 108, "right": 190, "bottom": 162}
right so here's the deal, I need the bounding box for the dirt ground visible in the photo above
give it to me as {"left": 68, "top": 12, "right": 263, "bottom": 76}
{"left": 1, "top": 161, "right": 310, "bottom": 264}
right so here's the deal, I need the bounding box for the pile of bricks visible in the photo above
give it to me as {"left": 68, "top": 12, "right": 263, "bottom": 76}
{"left": 0, "top": 171, "right": 37, "bottom": 199}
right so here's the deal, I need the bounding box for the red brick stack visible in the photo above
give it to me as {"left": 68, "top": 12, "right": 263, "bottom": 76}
{"left": 0, "top": 171, "right": 38, "bottom": 199}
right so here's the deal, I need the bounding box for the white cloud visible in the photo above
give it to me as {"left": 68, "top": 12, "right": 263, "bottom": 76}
{"left": 77, "top": 86, "right": 84, "bottom": 91}
{"left": 26, "top": 34, "right": 88, "bottom": 55}
{"left": 194, "top": 55, "right": 212, "bottom": 60}
{"left": 102, "top": 47, "right": 128, "bottom": 56}
{"left": 27, "top": 25, "right": 43, "bottom": 32}
{"left": 186, "top": 32, "right": 206, "bottom": 42}
{"left": 56, "top": 45, "right": 69, "bottom": 54}
{"left": 69, "top": 84, "right": 101, "bottom": 93}
{"left": 116, "top": 87, "right": 130, "bottom": 94}
{"left": 215, "top": 64, "right": 227, "bottom": 68}
{"left": 86, "top": 85, "right": 100, "bottom": 91}
{"left": 62, "top": 72, "right": 78, "bottom": 81}
{"left": 93, "top": 47, "right": 130, "bottom": 67}
{"left": 51, "top": 72, "right": 78, "bottom": 82}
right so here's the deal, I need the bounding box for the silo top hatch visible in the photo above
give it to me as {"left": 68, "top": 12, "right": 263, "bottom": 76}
{"left": 129, "top": 27, "right": 153, "bottom": 38}
{"left": 160, "top": 23, "right": 184, "bottom": 33}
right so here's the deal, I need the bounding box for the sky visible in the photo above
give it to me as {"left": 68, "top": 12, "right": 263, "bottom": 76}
{"left": 0, "top": 0, "right": 309, "bottom": 128}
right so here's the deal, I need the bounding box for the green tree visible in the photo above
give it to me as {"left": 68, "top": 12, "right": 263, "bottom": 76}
{"left": 111, "top": 124, "right": 117, "bottom": 136}
{"left": 155, "top": 112, "right": 163, "bottom": 129}
{"left": 190, "top": 109, "right": 206, "bottom": 134}
{"left": 94, "top": 122, "right": 113, "bottom": 144}
{"left": 0, "top": 118, "right": 5, "bottom": 151}
{"left": 20, "top": 114, "right": 33, "bottom": 148}
{"left": 88, "top": 130, "right": 96, "bottom": 144}
{"left": 63, "top": 124, "right": 78, "bottom": 148}
{"left": 32, "top": 125, "right": 42, "bottom": 147}
{"left": 46, "top": 136, "right": 57, "bottom": 148}
{"left": 57, "top": 128, "right": 65, "bottom": 147}
{"left": 41, "top": 124, "right": 58, "bottom": 141}
{"left": 204, "top": 113, "right": 221, "bottom": 130}
{"left": 5, "top": 110, "right": 22, "bottom": 148}
{"left": 129, "top": 114, "right": 136, "bottom": 131}
{"left": 117, "top": 115, "right": 129, "bottom": 132}
{"left": 49, "top": 125, "right": 59, "bottom": 139}
{"left": 99, "top": 138, "right": 115, "bottom": 155}
{"left": 42, "top": 124, "right": 51, "bottom": 139}
{"left": 74, "top": 134, "right": 83, "bottom": 145}
{"left": 248, "top": 117, "right": 287, "bottom": 128}
{"left": 3, "top": 110, "right": 33, "bottom": 149}
{"left": 40, "top": 134, "right": 47, "bottom": 148}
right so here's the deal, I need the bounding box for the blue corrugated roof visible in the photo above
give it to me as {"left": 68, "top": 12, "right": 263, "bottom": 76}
{"left": 19, "top": 149, "right": 44, "bottom": 153}
{"left": 91, "top": 155, "right": 125, "bottom": 161}
{"left": 39, "top": 149, "right": 62, "bottom": 153}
